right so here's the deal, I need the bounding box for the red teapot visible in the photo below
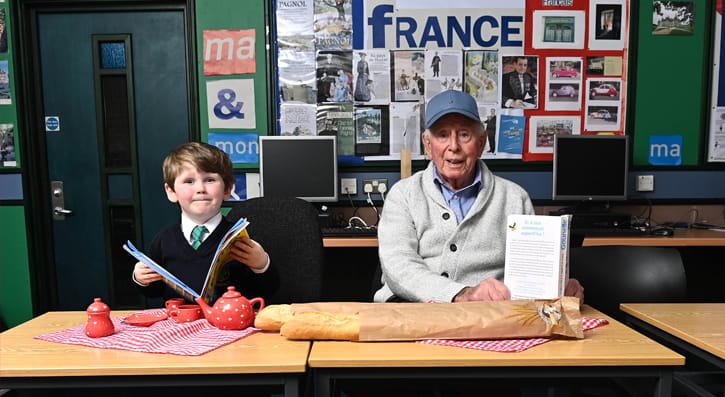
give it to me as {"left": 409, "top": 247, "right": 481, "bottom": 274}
{"left": 195, "top": 286, "right": 264, "bottom": 330}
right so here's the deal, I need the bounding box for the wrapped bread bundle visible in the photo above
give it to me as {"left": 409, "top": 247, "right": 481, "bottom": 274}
{"left": 259, "top": 297, "right": 583, "bottom": 341}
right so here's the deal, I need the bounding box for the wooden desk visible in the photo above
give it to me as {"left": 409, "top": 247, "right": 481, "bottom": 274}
{"left": 0, "top": 311, "right": 310, "bottom": 396}
{"left": 309, "top": 305, "right": 684, "bottom": 397}
{"left": 323, "top": 236, "right": 378, "bottom": 248}
{"left": 583, "top": 229, "right": 725, "bottom": 247}
{"left": 324, "top": 229, "right": 725, "bottom": 248}
{"left": 621, "top": 303, "right": 725, "bottom": 397}
{"left": 620, "top": 303, "right": 725, "bottom": 366}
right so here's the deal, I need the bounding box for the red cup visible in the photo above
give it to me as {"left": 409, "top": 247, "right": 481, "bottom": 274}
{"left": 169, "top": 304, "right": 202, "bottom": 323}
{"left": 165, "top": 298, "right": 185, "bottom": 313}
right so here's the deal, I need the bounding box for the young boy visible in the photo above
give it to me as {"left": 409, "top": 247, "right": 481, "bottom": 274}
{"left": 133, "top": 142, "right": 277, "bottom": 301}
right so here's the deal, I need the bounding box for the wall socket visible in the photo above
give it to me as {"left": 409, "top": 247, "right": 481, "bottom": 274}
{"left": 340, "top": 178, "right": 357, "bottom": 195}
{"left": 637, "top": 175, "right": 654, "bottom": 192}
{"left": 363, "top": 178, "right": 388, "bottom": 194}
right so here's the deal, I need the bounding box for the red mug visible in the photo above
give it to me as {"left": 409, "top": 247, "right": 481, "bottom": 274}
{"left": 165, "top": 298, "right": 185, "bottom": 313}
{"left": 169, "top": 304, "right": 202, "bottom": 323}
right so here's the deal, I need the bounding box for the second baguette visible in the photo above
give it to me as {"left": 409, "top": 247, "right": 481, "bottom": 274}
{"left": 280, "top": 311, "right": 360, "bottom": 341}
{"left": 254, "top": 304, "right": 293, "bottom": 331}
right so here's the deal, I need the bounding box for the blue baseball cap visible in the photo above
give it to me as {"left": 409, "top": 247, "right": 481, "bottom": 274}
{"left": 425, "top": 90, "right": 481, "bottom": 129}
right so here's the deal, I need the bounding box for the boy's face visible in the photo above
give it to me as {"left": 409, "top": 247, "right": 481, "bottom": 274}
{"left": 165, "top": 163, "right": 231, "bottom": 225}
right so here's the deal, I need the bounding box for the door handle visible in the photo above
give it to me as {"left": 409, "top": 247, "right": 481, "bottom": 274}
{"left": 51, "top": 181, "right": 73, "bottom": 220}
{"left": 54, "top": 206, "right": 73, "bottom": 216}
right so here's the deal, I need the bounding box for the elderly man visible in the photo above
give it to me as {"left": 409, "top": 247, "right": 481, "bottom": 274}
{"left": 374, "top": 90, "right": 583, "bottom": 303}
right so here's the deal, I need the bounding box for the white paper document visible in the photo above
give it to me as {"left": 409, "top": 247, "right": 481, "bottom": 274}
{"left": 504, "top": 214, "right": 572, "bottom": 300}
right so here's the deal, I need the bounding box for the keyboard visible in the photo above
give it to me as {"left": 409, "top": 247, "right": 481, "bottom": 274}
{"left": 321, "top": 227, "right": 378, "bottom": 237}
{"left": 572, "top": 227, "right": 649, "bottom": 237}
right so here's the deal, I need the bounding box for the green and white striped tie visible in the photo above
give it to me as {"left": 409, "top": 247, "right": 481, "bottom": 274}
{"left": 190, "top": 225, "right": 208, "bottom": 250}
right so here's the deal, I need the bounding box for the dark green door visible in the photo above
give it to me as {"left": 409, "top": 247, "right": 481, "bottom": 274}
{"left": 38, "top": 9, "right": 190, "bottom": 309}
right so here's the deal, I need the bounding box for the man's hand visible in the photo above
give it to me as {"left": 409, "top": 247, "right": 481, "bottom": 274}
{"left": 564, "top": 278, "right": 585, "bottom": 303}
{"left": 453, "top": 277, "right": 511, "bottom": 302}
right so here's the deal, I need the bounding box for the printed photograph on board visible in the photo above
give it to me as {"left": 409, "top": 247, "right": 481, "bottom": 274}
{"left": 532, "top": 10, "right": 585, "bottom": 49}
{"left": 588, "top": 0, "right": 627, "bottom": 50}
{"left": 585, "top": 104, "right": 620, "bottom": 131}
{"left": 586, "top": 56, "right": 605, "bottom": 76}
{"left": 353, "top": 50, "right": 391, "bottom": 105}
{"left": 1, "top": 123, "right": 16, "bottom": 166}
{"left": 528, "top": 116, "right": 580, "bottom": 154}
{"left": 501, "top": 56, "right": 538, "bottom": 110}
{"left": 652, "top": 1, "right": 694, "bottom": 35}
{"left": 588, "top": 78, "right": 622, "bottom": 101}
{"left": 392, "top": 51, "right": 425, "bottom": 102}
{"left": 314, "top": 0, "right": 352, "bottom": 50}
{"left": 316, "top": 50, "right": 352, "bottom": 103}
{"left": 0, "top": 60, "right": 10, "bottom": 104}
{"left": 464, "top": 50, "right": 499, "bottom": 104}
{"left": 424, "top": 49, "right": 463, "bottom": 100}
{"left": 0, "top": 9, "right": 7, "bottom": 53}
{"left": 546, "top": 57, "right": 582, "bottom": 111}
{"left": 354, "top": 106, "right": 389, "bottom": 156}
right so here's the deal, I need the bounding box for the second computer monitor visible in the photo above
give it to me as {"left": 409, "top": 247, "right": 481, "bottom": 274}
{"left": 259, "top": 135, "right": 338, "bottom": 203}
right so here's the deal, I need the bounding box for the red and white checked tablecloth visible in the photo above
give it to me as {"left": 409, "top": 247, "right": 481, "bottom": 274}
{"left": 418, "top": 317, "right": 609, "bottom": 352}
{"left": 35, "top": 309, "right": 258, "bottom": 356}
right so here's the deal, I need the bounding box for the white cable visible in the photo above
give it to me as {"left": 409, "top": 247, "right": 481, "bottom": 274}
{"left": 348, "top": 216, "right": 369, "bottom": 228}
{"left": 367, "top": 192, "right": 380, "bottom": 224}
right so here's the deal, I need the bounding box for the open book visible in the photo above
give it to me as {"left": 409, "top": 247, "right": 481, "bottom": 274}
{"left": 504, "top": 214, "right": 572, "bottom": 300}
{"left": 123, "top": 217, "right": 250, "bottom": 303}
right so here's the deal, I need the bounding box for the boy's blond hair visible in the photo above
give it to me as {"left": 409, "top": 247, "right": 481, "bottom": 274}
{"left": 163, "top": 142, "right": 235, "bottom": 191}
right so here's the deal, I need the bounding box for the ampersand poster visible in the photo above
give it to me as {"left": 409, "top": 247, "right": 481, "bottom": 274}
{"left": 206, "top": 79, "right": 256, "bottom": 129}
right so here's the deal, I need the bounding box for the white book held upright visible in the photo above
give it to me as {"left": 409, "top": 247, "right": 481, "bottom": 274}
{"left": 504, "top": 214, "right": 572, "bottom": 300}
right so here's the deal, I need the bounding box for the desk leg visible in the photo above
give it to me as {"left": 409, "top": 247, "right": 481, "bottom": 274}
{"left": 655, "top": 369, "right": 673, "bottom": 397}
{"left": 283, "top": 375, "right": 300, "bottom": 397}
{"left": 313, "top": 369, "right": 332, "bottom": 397}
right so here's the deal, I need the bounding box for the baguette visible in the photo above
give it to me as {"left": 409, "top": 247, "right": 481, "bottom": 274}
{"left": 280, "top": 311, "right": 360, "bottom": 341}
{"left": 254, "top": 304, "right": 293, "bottom": 331}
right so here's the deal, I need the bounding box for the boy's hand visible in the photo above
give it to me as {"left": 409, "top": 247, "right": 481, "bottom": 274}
{"left": 230, "top": 237, "right": 269, "bottom": 271}
{"left": 133, "top": 262, "right": 162, "bottom": 286}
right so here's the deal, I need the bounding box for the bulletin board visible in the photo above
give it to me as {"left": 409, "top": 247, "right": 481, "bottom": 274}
{"left": 708, "top": 0, "right": 725, "bottom": 162}
{"left": 633, "top": 0, "right": 707, "bottom": 166}
{"left": 0, "top": 1, "right": 18, "bottom": 169}
{"left": 196, "top": 0, "right": 270, "bottom": 168}
{"left": 272, "top": 0, "right": 630, "bottom": 165}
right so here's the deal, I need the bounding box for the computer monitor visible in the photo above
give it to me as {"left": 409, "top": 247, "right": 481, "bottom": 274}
{"left": 259, "top": 135, "right": 338, "bottom": 202}
{"left": 553, "top": 134, "right": 629, "bottom": 203}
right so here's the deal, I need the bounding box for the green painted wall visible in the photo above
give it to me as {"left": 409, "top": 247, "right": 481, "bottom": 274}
{"left": 0, "top": 1, "right": 32, "bottom": 328}
{"left": 0, "top": 206, "right": 33, "bottom": 327}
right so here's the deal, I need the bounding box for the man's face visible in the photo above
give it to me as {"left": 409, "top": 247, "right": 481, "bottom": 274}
{"left": 422, "top": 114, "right": 485, "bottom": 191}
{"left": 515, "top": 59, "right": 528, "bottom": 74}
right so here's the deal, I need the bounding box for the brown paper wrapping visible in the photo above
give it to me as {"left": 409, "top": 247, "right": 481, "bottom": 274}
{"left": 289, "top": 297, "right": 583, "bottom": 341}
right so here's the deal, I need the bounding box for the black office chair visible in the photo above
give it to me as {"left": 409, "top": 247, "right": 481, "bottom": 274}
{"left": 569, "top": 245, "right": 687, "bottom": 321}
{"left": 226, "top": 196, "right": 324, "bottom": 304}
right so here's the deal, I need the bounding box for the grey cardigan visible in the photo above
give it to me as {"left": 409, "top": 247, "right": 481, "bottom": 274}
{"left": 374, "top": 160, "right": 534, "bottom": 303}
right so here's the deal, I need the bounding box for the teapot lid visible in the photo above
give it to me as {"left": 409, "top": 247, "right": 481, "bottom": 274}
{"left": 221, "top": 286, "right": 241, "bottom": 298}
{"left": 87, "top": 297, "right": 110, "bottom": 313}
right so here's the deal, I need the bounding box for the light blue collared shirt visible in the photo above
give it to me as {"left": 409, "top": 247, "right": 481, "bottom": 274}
{"left": 433, "top": 164, "right": 483, "bottom": 224}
